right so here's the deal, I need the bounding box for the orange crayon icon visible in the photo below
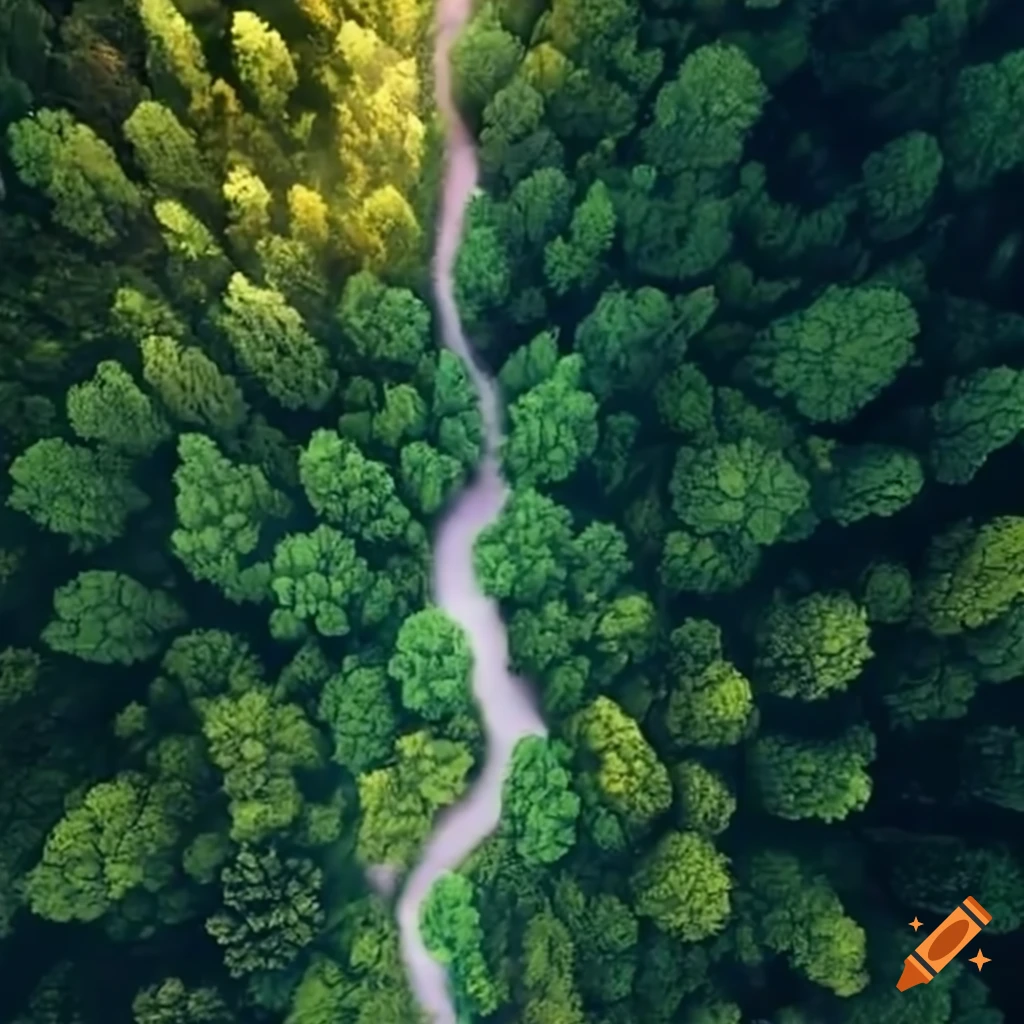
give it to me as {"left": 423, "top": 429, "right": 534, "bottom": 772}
{"left": 896, "top": 896, "right": 992, "bottom": 991}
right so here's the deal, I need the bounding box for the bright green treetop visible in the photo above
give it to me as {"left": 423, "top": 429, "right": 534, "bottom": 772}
{"left": 8, "top": 439, "right": 149, "bottom": 551}
{"left": 754, "top": 591, "right": 873, "bottom": 700}
{"left": 502, "top": 735, "right": 581, "bottom": 865}
{"left": 66, "top": 360, "right": 172, "bottom": 456}
{"left": 389, "top": 608, "right": 474, "bottom": 721}
{"left": 42, "top": 571, "right": 185, "bottom": 664}
{"left": 268, "top": 526, "right": 372, "bottom": 641}
{"left": 630, "top": 830, "right": 733, "bottom": 942}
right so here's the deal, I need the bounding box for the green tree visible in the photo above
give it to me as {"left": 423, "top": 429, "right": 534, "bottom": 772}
{"left": 667, "top": 658, "right": 756, "bottom": 748}
{"left": 502, "top": 736, "right": 581, "bottom": 865}
{"left": 66, "top": 360, "right": 172, "bottom": 456}
{"left": 450, "top": 3, "right": 523, "bottom": 114}
{"left": 268, "top": 526, "right": 372, "bottom": 641}
{"left": 7, "top": 108, "right": 144, "bottom": 245}
{"left": 815, "top": 444, "right": 924, "bottom": 525}
{"left": 504, "top": 354, "right": 598, "bottom": 486}
{"left": 335, "top": 271, "right": 432, "bottom": 372}
{"left": 298, "top": 429, "right": 414, "bottom": 546}
{"left": 568, "top": 696, "right": 671, "bottom": 830}
{"left": 356, "top": 731, "right": 473, "bottom": 867}
{"left": 860, "top": 131, "right": 943, "bottom": 242}
{"left": 399, "top": 441, "right": 465, "bottom": 516}
{"left": 206, "top": 846, "right": 324, "bottom": 977}
{"left": 743, "top": 285, "right": 918, "bottom": 423}
{"left": 389, "top": 608, "right": 474, "bottom": 721}
{"left": 749, "top": 725, "right": 877, "bottom": 822}
{"left": 231, "top": 11, "right": 297, "bottom": 120}
{"left": 42, "top": 571, "right": 185, "bottom": 665}
{"left": 140, "top": 334, "right": 249, "bottom": 435}
{"left": 914, "top": 517, "right": 1024, "bottom": 635}
{"left": 171, "top": 433, "right": 291, "bottom": 603}
{"left": 929, "top": 367, "right": 1024, "bottom": 484}
{"left": 318, "top": 659, "right": 398, "bottom": 775}
{"left": 942, "top": 49, "right": 1024, "bottom": 192}
{"left": 475, "top": 488, "right": 574, "bottom": 604}
{"left": 218, "top": 274, "right": 337, "bottom": 411}
{"left": 573, "top": 284, "right": 677, "bottom": 398}
{"left": 200, "top": 687, "right": 324, "bottom": 843}
{"left": 630, "top": 830, "right": 733, "bottom": 942}
{"left": 734, "top": 850, "right": 868, "bottom": 996}
{"left": 131, "top": 978, "right": 233, "bottom": 1024}
{"left": 420, "top": 873, "right": 502, "bottom": 1017}
{"left": 640, "top": 41, "right": 765, "bottom": 172}
{"left": 122, "top": 100, "right": 216, "bottom": 199}
{"left": 673, "top": 760, "right": 736, "bottom": 836}
{"left": 8, "top": 439, "right": 149, "bottom": 551}
{"left": 669, "top": 440, "right": 810, "bottom": 546}
{"left": 754, "top": 592, "right": 873, "bottom": 700}
{"left": 25, "top": 770, "right": 193, "bottom": 923}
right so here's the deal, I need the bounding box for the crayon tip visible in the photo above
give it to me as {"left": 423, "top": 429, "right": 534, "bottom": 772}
{"left": 896, "top": 960, "right": 926, "bottom": 992}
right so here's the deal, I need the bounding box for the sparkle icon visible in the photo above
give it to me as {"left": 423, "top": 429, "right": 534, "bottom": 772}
{"left": 968, "top": 950, "right": 991, "bottom": 972}
{"left": 909, "top": 917, "right": 923, "bottom": 932}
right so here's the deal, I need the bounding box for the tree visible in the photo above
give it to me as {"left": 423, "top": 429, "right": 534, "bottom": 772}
{"left": 140, "top": 334, "right": 249, "bottom": 435}
{"left": 450, "top": 3, "right": 523, "bottom": 114}
{"left": 673, "top": 760, "right": 736, "bottom": 836}
{"left": 734, "top": 850, "right": 868, "bottom": 996}
{"left": 475, "top": 488, "right": 574, "bottom": 604}
{"left": 42, "top": 571, "right": 185, "bottom": 665}
{"left": 298, "top": 429, "right": 414, "bottom": 546}
{"left": 928, "top": 367, "right": 1024, "bottom": 484}
{"left": 389, "top": 608, "right": 474, "bottom": 721}
{"left": 230, "top": 12, "right": 297, "bottom": 120}
{"left": 914, "top": 516, "right": 1024, "bottom": 635}
{"left": 420, "top": 873, "right": 503, "bottom": 1017}
{"left": 860, "top": 131, "right": 943, "bottom": 242}
{"left": 503, "top": 354, "right": 598, "bottom": 486}
{"left": 356, "top": 731, "right": 473, "bottom": 867}
{"left": 122, "top": 100, "right": 216, "bottom": 199}
{"left": 318, "top": 659, "right": 398, "bottom": 775}
{"left": 502, "top": 736, "right": 580, "bottom": 864}
{"left": 666, "top": 658, "right": 756, "bottom": 748}
{"left": 749, "top": 725, "right": 877, "bottom": 822}
{"left": 572, "top": 285, "right": 677, "bottom": 398}
{"left": 8, "top": 439, "right": 149, "bottom": 551}
{"left": 206, "top": 846, "right": 324, "bottom": 977}
{"left": 200, "top": 687, "right": 323, "bottom": 843}
{"left": 7, "top": 108, "right": 144, "bottom": 245}
{"left": 218, "top": 274, "right": 337, "bottom": 411}
{"left": 131, "top": 978, "right": 233, "bottom": 1024}
{"left": 815, "top": 444, "right": 924, "bottom": 525}
{"left": 742, "top": 285, "right": 918, "bottom": 423}
{"left": 568, "top": 697, "right": 671, "bottom": 829}
{"left": 630, "top": 830, "right": 732, "bottom": 942}
{"left": 942, "top": 49, "right": 1024, "bottom": 192}
{"left": 335, "top": 270, "right": 431, "bottom": 370}
{"left": 641, "top": 43, "right": 767, "bottom": 172}
{"left": 669, "top": 440, "right": 810, "bottom": 546}
{"left": 171, "top": 433, "right": 291, "bottom": 604}
{"left": 25, "top": 771, "right": 193, "bottom": 923}
{"left": 753, "top": 592, "right": 873, "bottom": 701}
{"left": 268, "top": 526, "right": 372, "bottom": 641}
{"left": 66, "top": 360, "right": 172, "bottom": 456}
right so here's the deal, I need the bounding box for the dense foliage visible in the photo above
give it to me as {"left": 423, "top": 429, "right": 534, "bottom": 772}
{"left": 1, "top": 0, "right": 1022, "bottom": 1022}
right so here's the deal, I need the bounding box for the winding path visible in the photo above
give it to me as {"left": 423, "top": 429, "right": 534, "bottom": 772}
{"left": 392, "top": 1, "right": 547, "bottom": 1021}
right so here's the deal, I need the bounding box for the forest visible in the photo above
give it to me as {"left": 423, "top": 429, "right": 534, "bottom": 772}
{"left": 0, "top": 0, "right": 1023, "bottom": 1021}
